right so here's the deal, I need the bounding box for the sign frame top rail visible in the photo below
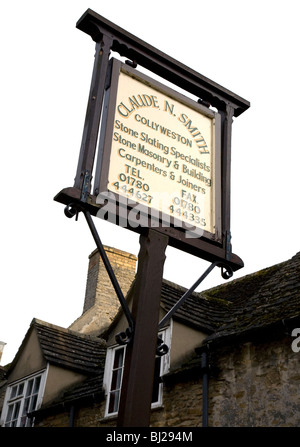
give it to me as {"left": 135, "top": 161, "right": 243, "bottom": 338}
{"left": 76, "top": 9, "right": 250, "bottom": 117}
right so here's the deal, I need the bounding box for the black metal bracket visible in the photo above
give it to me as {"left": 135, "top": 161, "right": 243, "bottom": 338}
{"left": 115, "top": 327, "right": 134, "bottom": 346}
{"left": 64, "top": 203, "right": 134, "bottom": 345}
{"left": 158, "top": 260, "right": 233, "bottom": 330}
{"left": 156, "top": 334, "right": 169, "bottom": 357}
{"left": 64, "top": 203, "right": 171, "bottom": 354}
{"left": 64, "top": 203, "right": 234, "bottom": 353}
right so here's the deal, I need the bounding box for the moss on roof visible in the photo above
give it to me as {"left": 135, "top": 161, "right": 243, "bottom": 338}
{"left": 161, "top": 252, "right": 300, "bottom": 343}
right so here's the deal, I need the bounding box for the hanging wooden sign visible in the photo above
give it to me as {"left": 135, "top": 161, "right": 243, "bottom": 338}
{"left": 94, "top": 59, "right": 222, "bottom": 242}
{"left": 55, "top": 9, "right": 250, "bottom": 269}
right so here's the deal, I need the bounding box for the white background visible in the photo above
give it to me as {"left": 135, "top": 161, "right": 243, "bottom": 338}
{"left": 1, "top": 0, "right": 299, "bottom": 365}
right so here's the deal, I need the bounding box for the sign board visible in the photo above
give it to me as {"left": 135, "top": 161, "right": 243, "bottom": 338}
{"left": 95, "top": 59, "right": 222, "bottom": 241}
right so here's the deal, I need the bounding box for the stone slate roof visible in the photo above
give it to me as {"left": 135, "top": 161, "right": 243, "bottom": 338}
{"left": 8, "top": 319, "right": 106, "bottom": 376}
{"left": 33, "top": 374, "right": 105, "bottom": 416}
{"left": 165, "top": 251, "right": 300, "bottom": 345}
{"left": 160, "top": 280, "right": 230, "bottom": 333}
{"left": 60, "top": 373, "right": 104, "bottom": 403}
{"left": 104, "top": 250, "right": 300, "bottom": 344}
{"left": 34, "top": 320, "right": 106, "bottom": 374}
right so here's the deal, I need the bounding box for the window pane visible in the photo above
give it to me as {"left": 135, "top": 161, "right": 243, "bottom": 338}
{"left": 115, "top": 368, "right": 123, "bottom": 390}
{"left": 113, "top": 348, "right": 124, "bottom": 369}
{"left": 111, "top": 367, "right": 123, "bottom": 391}
{"left": 13, "top": 401, "right": 21, "bottom": 420}
{"left": 108, "top": 390, "right": 120, "bottom": 414}
{"left": 23, "top": 397, "right": 30, "bottom": 415}
{"left": 17, "top": 383, "right": 24, "bottom": 396}
{"left": 10, "top": 386, "right": 17, "bottom": 399}
{"left": 29, "top": 394, "right": 38, "bottom": 412}
{"left": 26, "top": 379, "right": 33, "bottom": 397}
{"left": 33, "top": 376, "right": 41, "bottom": 394}
{"left": 5, "top": 404, "right": 13, "bottom": 423}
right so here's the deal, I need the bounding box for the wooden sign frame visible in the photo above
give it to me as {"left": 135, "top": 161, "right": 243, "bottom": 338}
{"left": 54, "top": 9, "right": 250, "bottom": 271}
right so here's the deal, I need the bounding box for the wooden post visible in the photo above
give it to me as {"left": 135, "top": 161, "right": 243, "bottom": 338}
{"left": 117, "top": 229, "right": 168, "bottom": 427}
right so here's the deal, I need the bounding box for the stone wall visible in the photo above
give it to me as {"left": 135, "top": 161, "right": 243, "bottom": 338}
{"left": 208, "top": 332, "right": 300, "bottom": 426}
{"left": 152, "top": 331, "right": 300, "bottom": 427}
{"left": 34, "top": 410, "right": 70, "bottom": 427}
{"left": 150, "top": 381, "right": 202, "bottom": 427}
{"left": 34, "top": 331, "right": 300, "bottom": 427}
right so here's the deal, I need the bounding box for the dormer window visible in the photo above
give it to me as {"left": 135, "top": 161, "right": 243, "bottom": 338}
{"left": 1, "top": 369, "right": 47, "bottom": 427}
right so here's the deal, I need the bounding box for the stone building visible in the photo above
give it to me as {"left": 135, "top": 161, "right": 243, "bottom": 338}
{"left": 1, "top": 247, "right": 300, "bottom": 427}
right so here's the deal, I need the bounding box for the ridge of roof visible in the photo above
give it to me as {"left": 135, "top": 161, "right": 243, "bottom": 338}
{"left": 32, "top": 318, "right": 106, "bottom": 346}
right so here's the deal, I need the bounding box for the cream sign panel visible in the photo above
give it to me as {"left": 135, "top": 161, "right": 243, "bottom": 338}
{"left": 104, "top": 65, "right": 220, "bottom": 236}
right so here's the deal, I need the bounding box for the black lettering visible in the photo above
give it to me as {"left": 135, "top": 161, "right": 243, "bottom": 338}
{"left": 164, "top": 100, "right": 175, "bottom": 115}
{"left": 178, "top": 113, "right": 188, "bottom": 124}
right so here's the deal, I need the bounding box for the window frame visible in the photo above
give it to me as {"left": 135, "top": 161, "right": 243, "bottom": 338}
{"left": 107, "top": 344, "right": 126, "bottom": 415}
{"left": 103, "top": 325, "right": 171, "bottom": 418}
{"left": 1, "top": 367, "right": 48, "bottom": 427}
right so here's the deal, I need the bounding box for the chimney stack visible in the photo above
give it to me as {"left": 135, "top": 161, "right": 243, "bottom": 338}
{"left": 69, "top": 246, "right": 137, "bottom": 335}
